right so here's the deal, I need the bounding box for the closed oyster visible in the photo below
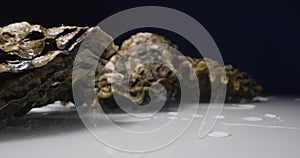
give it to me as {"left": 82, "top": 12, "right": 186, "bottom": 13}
{"left": 178, "top": 56, "right": 263, "bottom": 102}
{"left": 96, "top": 32, "right": 179, "bottom": 106}
{"left": 0, "top": 22, "right": 117, "bottom": 120}
{"left": 97, "top": 32, "right": 262, "bottom": 105}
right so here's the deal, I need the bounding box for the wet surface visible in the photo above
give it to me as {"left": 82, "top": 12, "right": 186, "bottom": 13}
{"left": 0, "top": 96, "right": 300, "bottom": 157}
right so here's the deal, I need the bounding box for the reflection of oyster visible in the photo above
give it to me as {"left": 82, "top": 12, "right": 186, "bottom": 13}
{"left": 0, "top": 22, "right": 117, "bottom": 120}
{"left": 97, "top": 32, "right": 262, "bottom": 105}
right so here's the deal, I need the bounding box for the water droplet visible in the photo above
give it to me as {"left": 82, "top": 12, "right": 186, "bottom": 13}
{"left": 193, "top": 114, "right": 203, "bottom": 118}
{"left": 113, "top": 117, "right": 152, "bottom": 123}
{"left": 168, "top": 116, "right": 177, "bottom": 120}
{"left": 264, "top": 113, "right": 277, "bottom": 119}
{"left": 213, "top": 115, "right": 225, "bottom": 119}
{"left": 167, "top": 112, "right": 178, "bottom": 116}
{"left": 180, "top": 117, "right": 190, "bottom": 121}
{"left": 253, "top": 96, "right": 269, "bottom": 102}
{"left": 221, "top": 122, "right": 299, "bottom": 130}
{"left": 224, "top": 104, "right": 255, "bottom": 110}
{"left": 240, "top": 104, "right": 255, "bottom": 108}
{"left": 208, "top": 131, "right": 231, "bottom": 138}
{"left": 242, "top": 116, "right": 263, "bottom": 122}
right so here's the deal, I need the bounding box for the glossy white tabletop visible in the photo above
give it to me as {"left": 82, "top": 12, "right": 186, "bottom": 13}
{"left": 1, "top": 96, "right": 300, "bottom": 158}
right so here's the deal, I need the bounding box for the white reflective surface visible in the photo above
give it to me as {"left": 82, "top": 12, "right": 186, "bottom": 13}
{"left": 1, "top": 96, "right": 300, "bottom": 158}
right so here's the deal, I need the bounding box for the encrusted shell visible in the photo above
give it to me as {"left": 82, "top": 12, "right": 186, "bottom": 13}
{"left": 0, "top": 22, "right": 118, "bottom": 121}
{"left": 0, "top": 22, "right": 91, "bottom": 73}
{"left": 97, "top": 32, "right": 178, "bottom": 104}
{"left": 97, "top": 32, "right": 262, "bottom": 104}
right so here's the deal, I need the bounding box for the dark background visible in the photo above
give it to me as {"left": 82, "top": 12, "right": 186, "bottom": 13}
{"left": 1, "top": 0, "right": 299, "bottom": 95}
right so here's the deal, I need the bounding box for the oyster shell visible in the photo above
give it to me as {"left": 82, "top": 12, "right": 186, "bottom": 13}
{"left": 0, "top": 22, "right": 118, "bottom": 120}
{"left": 0, "top": 22, "right": 91, "bottom": 73}
{"left": 96, "top": 32, "right": 179, "bottom": 105}
{"left": 178, "top": 56, "right": 263, "bottom": 102}
{"left": 0, "top": 22, "right": 262, "bottom": 120}
{"left": 97, "top": 32, "right": 262, "bottom": 105}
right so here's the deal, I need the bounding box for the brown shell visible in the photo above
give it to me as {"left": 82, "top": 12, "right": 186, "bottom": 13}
{"left": 178, "top": 56, "right": 262, "bottom": 102}
{"left": 97, "top": 32, "right": 262, "bottom": 105}
{"left": 0, "top": 22, "right": 95, "bottom": 73}
{"left": 0, "top": 22, "right": 118, "bottom": 120}
{"left": 0, "top": 22, "right": 262, "bottom": 121}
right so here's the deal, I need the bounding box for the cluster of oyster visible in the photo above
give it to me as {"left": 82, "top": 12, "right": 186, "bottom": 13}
{"left": 96, "top": 32, "right": 262, "bottom": 105}
{"left": 0, "top": 22, "right": 262, "bottom": 120}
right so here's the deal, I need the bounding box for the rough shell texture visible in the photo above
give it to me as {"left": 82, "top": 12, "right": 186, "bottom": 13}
{"left": 0, "top": 23, "right": 262, "bottom": 120}
{"left": 0, "top": 22, "right": 118, "bottom": 120}
{"left": 97, "top": 32, "right": 262, "bottom": 105}
{"left": 0, "top": 22, "right": 90, "bottom": 73}
{"left": 120, "top": 32, "right": 177, "bottom": 51}
{"left": 97, "top": 42, "right": 178, "bottom": 105}
{"left": 96, "top": 32, "right": 179, "bottom": 105}
{"left": 179, "top": 56, "right": 263, "bottom": 102}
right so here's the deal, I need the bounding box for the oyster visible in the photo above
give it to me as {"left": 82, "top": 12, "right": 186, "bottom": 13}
{"left": 97, "top": 32, "right": 262, "bottom": 105}
{"left": 96, "top": 33, "right": 179, "bottom": 106}
{"left": 0, "top": 22, "right": 117, "bottom": 120}
{"left": 0, "top": 22, "right": 262, "bottom": 121}
{"left": 178, "top": 56, "right": 263, "bottom": 102}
